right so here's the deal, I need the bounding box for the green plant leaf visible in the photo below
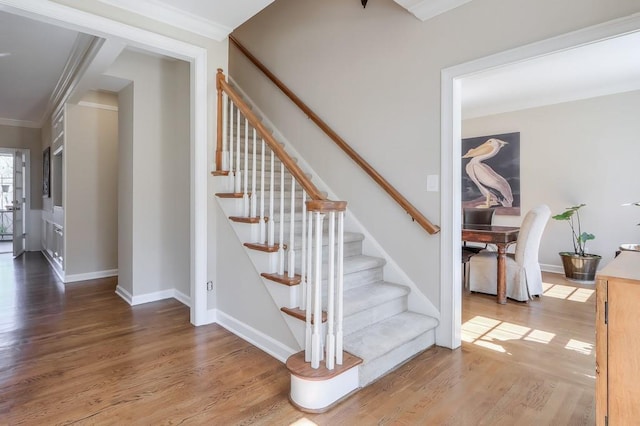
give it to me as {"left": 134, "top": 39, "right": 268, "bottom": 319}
{"left": 552, "top": 211, "right": 574, "bottom": 220}
{"left": 578, "top": 232, "right": 595, "bottom": 242}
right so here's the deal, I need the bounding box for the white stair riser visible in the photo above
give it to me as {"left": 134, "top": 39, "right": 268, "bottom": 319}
{"left": 340, "top": 265, "right": 383, "bottom": 290}
{"left": 343, "top": 296, "right": 408, "bottom": 336}
{"left": 264, "top": 280, "right": 299, "bottom": 309}
{"left": 357, "top": 330, "right": 435, "bottom": 386}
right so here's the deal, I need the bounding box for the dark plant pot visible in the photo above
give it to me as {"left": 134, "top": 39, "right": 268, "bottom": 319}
{"left": 559, "top": 252, "right": 602, "bottom": 283}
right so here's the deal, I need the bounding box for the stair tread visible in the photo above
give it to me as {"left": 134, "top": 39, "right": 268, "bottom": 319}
{"left": 343, "top": 282, "right": 409, "bottom": 317}
{"left": 288, "top": 231, "right": 363, "bottom": 249}
{"left": 342, "top": 255, "right": 385, "bottom": 275}
{"left": 343, "top": 312, "right": 438, "bottom": 362}
{"left": 248, "top": 231, "right": 362, "bottom": 250}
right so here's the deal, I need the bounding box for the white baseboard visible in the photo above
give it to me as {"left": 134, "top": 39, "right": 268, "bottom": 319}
{"left": 41, "top": 249, "right": 65, "bottom": 282}
{"left": 173, "top": 289, "right": 191, "bottom": 307}
{"left": 115, "top": 285, "right": 191, "bottom": 307}
{"left": 214, "top": 309, "right": 298, "bottom": 363}
{"left": 115, "top": 285, "right": 133, "bottom": 304}
{"left": 65, "top": 269, "right": 118, "bottom": 283}
{"left": 541, "top": 263, "right": 564, "bottom": 275}
{"left": 206, "top": 308, "right": 218, "bottom": 323}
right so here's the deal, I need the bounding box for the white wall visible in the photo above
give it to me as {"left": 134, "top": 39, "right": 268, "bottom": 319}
{"left": 463, "top": 90, "right": 640, "bottom": 270}
{"left": 230, "top": 0, "right": 640, "bottom": 311}
{"left": 215, "top": 204, "right": 299, "bottom": 348}
{"left": 118, "top": 83, "right": 134, "bottom": 295}
{"left": 64, "top": 98, "right": 119, "bottom": 276}
{"left": 106, "top": 51, "right": 190, "bottom": 299}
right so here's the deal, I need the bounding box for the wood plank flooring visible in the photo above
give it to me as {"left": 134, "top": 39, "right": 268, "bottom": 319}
{"left": 0, "top": 253, "right": 596, "bottom": 425}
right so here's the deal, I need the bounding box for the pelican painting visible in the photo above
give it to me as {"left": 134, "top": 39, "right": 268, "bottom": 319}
{"left": 462, "top": 137, "right": 515, "bottom": 209}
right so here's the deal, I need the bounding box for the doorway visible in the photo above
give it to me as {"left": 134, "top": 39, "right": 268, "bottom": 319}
{"left": 439, "top": 14, "right": 640, "bottom": 349}
{"left": 0, "top": 0, "right": 209, "bottom": 325}
{"left": 0, "top": 152, "right": 13, "bottom": 253}
{"left": 0, "top": 149, "right": 28, "bottom": 257}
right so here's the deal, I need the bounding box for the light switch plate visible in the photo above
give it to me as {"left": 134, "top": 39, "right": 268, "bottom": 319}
{"left": 427, "top": 175, "right": 439, "bottom": 192}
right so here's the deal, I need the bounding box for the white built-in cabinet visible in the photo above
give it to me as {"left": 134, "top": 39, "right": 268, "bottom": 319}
{"left": 42, "top": 96, "right": 119, "bottom": 281}
{"left": 42, "top": 105, "right": 65, "bottom": 274}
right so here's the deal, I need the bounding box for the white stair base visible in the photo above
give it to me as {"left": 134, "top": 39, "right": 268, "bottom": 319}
{"left": 289, "top": 366, "right": 359, "bottom": 412}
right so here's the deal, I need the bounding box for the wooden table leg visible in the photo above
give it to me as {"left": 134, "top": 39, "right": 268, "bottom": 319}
{"left": 496, "top": 244, "right": 507, "bottom": 304}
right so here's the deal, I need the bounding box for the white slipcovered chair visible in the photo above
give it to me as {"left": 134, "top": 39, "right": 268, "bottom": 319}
{"left": 468, "top": 204, "right": 551, "bottom": 301}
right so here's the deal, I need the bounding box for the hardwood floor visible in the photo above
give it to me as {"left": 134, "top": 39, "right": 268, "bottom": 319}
{"left": 0, "top": 253, "right": 596, "bottom": 425}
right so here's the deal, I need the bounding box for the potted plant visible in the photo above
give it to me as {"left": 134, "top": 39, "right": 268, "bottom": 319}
{"left": 552, "top": 204, "right": 601, "bottom": 282}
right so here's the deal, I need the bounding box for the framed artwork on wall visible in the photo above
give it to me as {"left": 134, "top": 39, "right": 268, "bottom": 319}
{"left": 43, "top": 147, "right": 50, "bottom": 198}
{"left": 462, "top": 132, "right": 520, "bottom": 216}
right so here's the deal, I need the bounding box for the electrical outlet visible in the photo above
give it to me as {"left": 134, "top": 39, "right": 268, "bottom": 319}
{"left": 206, "top": 281, "right": 214, "bottom": 291}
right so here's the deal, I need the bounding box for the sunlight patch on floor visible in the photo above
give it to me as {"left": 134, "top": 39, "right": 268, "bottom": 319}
{"left": 565, "top": 338, "right": 593, "bottom": 355}
{"left": 542, "top": 282, "right": 594, "bottom": 302}
{"left": 474, "top": 339, "right": 507, "bottom": 353}
{"left": 524, "top": 329, "right": 556, "bottom": 344}
{"left": 290, "top": 418, "right": 318, "bottom": 426}
{"left": 568, "top": 288, "right": 595, "bottom": 302}
{"left": 462, "top": 315, "right": 557, "bottom": 353}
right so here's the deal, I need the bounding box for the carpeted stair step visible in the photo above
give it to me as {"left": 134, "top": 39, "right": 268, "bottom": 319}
{"left": 342, "top": 282, "right": 409, "bottom": 335}
{"left": 344, "top": 312, "right": 438, "bottom": 386}
{"left": 337, "top": 255, "right": 385, "bottom": 290}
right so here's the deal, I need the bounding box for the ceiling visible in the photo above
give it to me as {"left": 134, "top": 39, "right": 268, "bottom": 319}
{"left": 0, "top": 2, "right": 638, "bottom": 128}
{"left": 0, "top": 11, "right": 80, "bottom": 127}
{"left": 0, "top": 0, "right": 276, "bottom": 128}
{"left": 96, "top": 0, "right": 276, "bottom": 40}
{"left": 461, "top": 31, "right": 640, "bottom": 119}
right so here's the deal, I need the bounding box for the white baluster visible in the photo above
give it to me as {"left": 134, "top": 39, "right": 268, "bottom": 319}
{"left": 267, "top": 150, "right": 275, "bottom": 247}
{"left": 304, "top": 209, "right": 313, "bottom": 362}
{"left": 228, "top": 103, "right": 235, "bottom": 191}
{"left": 259, "top": 139, "right": 266, "bottom": 243}
{"left": 250, "top": 128, "right": 257, "bottom": 218}
{"left": 222, "top": 92, "right": 229, "bottom": 170}
{"left": 242, "top": 118, "right": 249, "bottom": 216}
{"left": 311, "top": 211, "right": 324, "bottom": 369}
{"left": 336, "top": 210, "right": 345, "bottom": 365}
{"left": 235, "top": 110, "right": 241, "bottom": 194}
{"left": 300, "top": 192, "right": 307, "bottom": 309}
{"left": 325, "top": 211, "right": 336, "bottom": 370}
{"left": 287, "top": 177, "right": 296, "bottom": 278}
{"left": 277, "top": 162, "right": 285, "bottom": 276}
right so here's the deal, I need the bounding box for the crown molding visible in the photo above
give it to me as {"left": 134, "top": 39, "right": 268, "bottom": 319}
{"left": 96, "top": 0, "right": 231, "bottom": 41}
{"left": 42, "top": 34, "right": 104, "bottom": 124}
{"left": 0, "top": 117, "right": 40, "bottom": 128}
{"left": 394, "top": 0, "right": 472, "bottom": 21}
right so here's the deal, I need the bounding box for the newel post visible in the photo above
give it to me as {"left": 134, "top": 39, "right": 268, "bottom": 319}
{"left": 305, "top": 199, "right": 348, "bottom": 369}
{"left": 215, "top": 68, "right": 225, "bottom": 171}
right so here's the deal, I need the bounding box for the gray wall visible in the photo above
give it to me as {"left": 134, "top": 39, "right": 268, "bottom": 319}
{"left": 215, "top": 204, "right": 299, "bottom": 348}
{"left": 118, "top": 83, "right": 134, "bottom": 295}
{"left": 106, "top": 50, "right": 191, "bottom": 299}
{"left": 463, "top": 90, "right": 640, "bottom": 269}
{"left": 64, "top": 100, "right": 119, "bottom": 275}
{"left": 0, "top": 124, "right": 42, "bottom": 208}
{"left": 230, "top": 0, "right": 640, "bottom": 311}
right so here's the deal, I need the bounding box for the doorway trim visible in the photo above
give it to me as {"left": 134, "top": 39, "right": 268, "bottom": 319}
{"left": 438, "top": 13, "right": 640, "bottom": 349}
{"left": 0, "top": 0, "right": 209, "bottom": 325}
{"left": 0, "top": 148, "right": 30, "bottom": 254}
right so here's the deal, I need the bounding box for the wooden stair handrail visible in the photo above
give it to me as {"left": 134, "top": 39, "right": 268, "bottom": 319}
{"left": 216, "top": 69, "right": 327, "bottom": 202}
{"left": 229, "top": 35, "right": 440, "bottom": 235}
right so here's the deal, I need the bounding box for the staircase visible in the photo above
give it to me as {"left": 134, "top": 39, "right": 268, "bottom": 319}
{"left": 213, "top": 70, "right": 439, "bottom": 412}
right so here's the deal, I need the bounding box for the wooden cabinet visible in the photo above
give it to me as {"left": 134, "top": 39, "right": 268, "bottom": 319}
{"left": 596, "top": 250, "right": 640, "bottom": 425}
